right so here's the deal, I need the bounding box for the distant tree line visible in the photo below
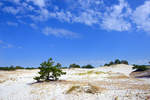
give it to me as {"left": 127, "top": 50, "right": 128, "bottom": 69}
{"left": 0, "top": 65, "right": 38, "bottom": 71}
{"left": 0, "top": 63, "right": 95, "bottom": 71}
{"left": 104, "top": 59, "right": 129, "bottom": 66}
{"left": 69, "top": 64, "right": 94, "bottom": 69}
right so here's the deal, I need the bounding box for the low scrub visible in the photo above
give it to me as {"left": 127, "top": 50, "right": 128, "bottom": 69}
{"left": 133, "top": 64, "right": 149, "bottom": 71}
{"left": 82, "top": 64, "right": 94, "bottom": 69}
{"left": 69, "top": 64, "right": 80, "bottom": 68}
{"left": 76, "top": 71, "right": 106, "bottom": 75}
{"left": 104, "top": 59, "right": 128, "bottom": 66}
{"left": 66, "top": 84, "right": 104, "bottom": 94}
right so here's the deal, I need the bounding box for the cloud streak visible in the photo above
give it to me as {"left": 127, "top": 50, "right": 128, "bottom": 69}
{"left": 42, "top": 27, "right": 79, "bottom": 38}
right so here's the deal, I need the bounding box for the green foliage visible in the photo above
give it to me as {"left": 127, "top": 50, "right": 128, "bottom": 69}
{"left": 82, "top": 64, "right": 94, "bottom": 69}
{"left": 114, "top": 59, "right": 121, "bottom": 64}
{"left": 104, "top": 59, "right": 129, "bottom": 66}
{"left": 34, "top": 58, "right": 66, "bottom": 82}
{"left": 132, "top": 64, "right": 149, "bottom": 71}
{"left": 120, "top": 60, "right": 128, "bottom": 65}
{"left": 33, "top": 76, "right": 41, "bottom": 82}
{"left": 15, "top": 66, "right": 24, "bottom": 69}
{"left": 69, "top": 64, "right": 80, "bottom": 68}
{"left": 0, "top": 65, "right": 38, "bottom": 71}
{"left": 25, "top": 67, "right": 37, "bottom": 70}
{"left": 0, "top": 66, "right": 16, "bottom": 71}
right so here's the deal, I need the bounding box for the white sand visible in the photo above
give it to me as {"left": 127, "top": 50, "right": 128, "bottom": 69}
{"left": 0, "top": 64, "right": 150, "bottom": 100}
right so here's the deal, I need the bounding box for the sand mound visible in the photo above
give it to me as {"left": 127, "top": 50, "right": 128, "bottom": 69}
{"left": 96, "top": 64, "right": 134, "bottom": 76}
{"left": 130, "top": 70, "right": 150, "bottom": 78}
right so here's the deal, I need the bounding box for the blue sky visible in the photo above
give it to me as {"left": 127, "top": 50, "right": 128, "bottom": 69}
{"left": 0, "top": 0, "right": 150, "bottom": 67}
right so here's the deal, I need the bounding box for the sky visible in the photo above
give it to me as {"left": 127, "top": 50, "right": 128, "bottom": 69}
{"left": 0, "top": 0, "right": 150, "bottom": 67}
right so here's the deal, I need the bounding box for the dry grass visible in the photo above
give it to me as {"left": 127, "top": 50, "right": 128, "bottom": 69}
{"left": 107, "top": 74, "right": 129, "bottom": 79}
{"left": 85, "top": 84, "right": 105, "bottom": 94}
{"left": 66, "top": 84, "right": 106, "bottom": 94}
{"left": 114, "top": 96, "right": 118, "bottom": 100}
{"left": 66, "top": 86, "right": 80, "bottom": 94}
{"left": 0, "top": 80, "right": 6, "bottom": 83}
{"left": 75, "top": 70, "right": 106, "bottom": 75}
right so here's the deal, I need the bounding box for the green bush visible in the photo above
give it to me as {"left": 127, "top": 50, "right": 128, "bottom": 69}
{"left": 34, "top": 58, "right": 66, "bottom": 82}
{"left": 0, "top": 65, "right": 16, "bottom": 71}
{"left": 114, "top": 59, "right": 121, "bottom": 64}
{"left": 120, "top": 60, "right": 128, "bottom": 65}
{"left": 132, "top": 64, "right": 149, "bottom": 71}
{"left": 82, "top": 64, "right": 94, "bottom": 69}
{"left": 104, "top": 59, "right": 129, "bottom": 66}
{"left": 15, "top": 66, "right": 24, "bottom": 69}
{"left": 69, "top": 64, "right": 80, "bottom": 68}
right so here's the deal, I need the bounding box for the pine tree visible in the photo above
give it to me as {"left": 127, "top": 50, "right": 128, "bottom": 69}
{"left": 34, "top": 58, "right": 66, "bottom": 82}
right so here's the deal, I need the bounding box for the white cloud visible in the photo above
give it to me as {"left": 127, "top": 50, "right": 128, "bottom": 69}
{"left": 101, "top": 0, "right": 132, "bottom": 31}
{"left": 42, "top": 27, "right": 79, "bottom": 38}
{"left": 0, "top": 2, "right": 3, "bottom": 6}
{"left": 29, "top": 8, "right": 50, "bottom": 21}
{"left": 2, "top": 0, "right": 150, "bottom": 34}
{"left": 7, "top": 22, "right": 18, "bottom": 27}
{"left": 73, "top": 10, "right": 100, "bottom": 26}
{"left": 0, "top": 40, "right": 3, "bottom": 44}
{"left": 132, "top": 1, "right": 150, "bottom": 33}
{"left": 30, "top": 23, "right": 38, "bottom": 29}
{"left": 0, "top": 40, "right": 21, "bottom": 49}
{"left": 2, "top": 44, "right": 13, "bottom": 48}
{"left": 3, "top": 6, "right": 21, "bottom": 15}
{"left": 27, "top": 0, "right": 45, "bottom": 8}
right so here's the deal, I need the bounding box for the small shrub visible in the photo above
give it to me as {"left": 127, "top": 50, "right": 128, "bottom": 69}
{"left": 82, "top": 64, "right": 94, "bottom": 69}
{"left": 133, "top": 64, "right": 149, "bottom": 71}
{"left": 120, "top": 60, "right": 128, "bottom": 65}
{"left": 104, "top": 59, "right": 129, "bottom": 66}
{"left": 114, "top": 59, "right": 121, "bottom": 64}
{"left": 69, "top": 64, "right": 80, "bottom": 68}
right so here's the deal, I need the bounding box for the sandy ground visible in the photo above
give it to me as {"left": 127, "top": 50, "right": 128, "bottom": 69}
{"left": 0, "top": 64, "right": 150, "bottom": 100}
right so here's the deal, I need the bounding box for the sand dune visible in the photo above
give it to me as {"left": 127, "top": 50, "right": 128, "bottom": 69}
{"left": 0, "top": 64, "right": 150, "bottom": 100}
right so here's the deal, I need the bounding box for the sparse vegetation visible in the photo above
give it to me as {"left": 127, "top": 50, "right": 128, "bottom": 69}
{"left": 104, "top": 59, "right": 129, "bottom": 66}
{"left": 0, "top": 66, "right": 38, "bottom": 71}
{"left": 76, "top": 71, "right": 106, "bottom": 75}
{"left": 34, "top": 58, "right": 66, "bottom": 82}
{"left": 0, "top": 66, "right": 16, "bottom": 71}
{"left": 66, "top": 84, "right": 103, "bottom": 94}
{"left": 69, "top": 64, "right": 80, "bottom": 68}
{"left": 66, "top": 86, "right": 80, "bottom": 94}
{"left": 132, "top": 64, "right": 149, "bottom": 71}
{"left": 82, "top": 64, "right": 94, "bottom": 69}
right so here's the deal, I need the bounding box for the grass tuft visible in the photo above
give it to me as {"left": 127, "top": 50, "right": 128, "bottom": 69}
{"left": 66, "top": 86, "right": 80, "bottom": 94}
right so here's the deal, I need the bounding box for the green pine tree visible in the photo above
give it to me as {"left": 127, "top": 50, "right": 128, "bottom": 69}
{"left": 34, "top": 58, "right": 66, "bottom": 82}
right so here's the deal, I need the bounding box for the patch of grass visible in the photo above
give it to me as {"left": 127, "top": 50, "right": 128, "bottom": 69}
{"left": 87, "top": 71, "right": 94, "bottom": 74}
{"left": 115, "top": 96, "right": 118, "bottom": 100}
{"left": 66, "top": 84, "right": 106, "bottom": 94}
{"left": 75, "top": 71, "right": 106, "bottom": 75}
{"left": 66, "top": 86, "right": 80, "bottom": 94}
{"left": 85, "top": 84, "right": 101, "bottom": 94}
{"left": 95, "top": 71, "right": 105, "bottom": 74}
{"left": 107, "top": 75, "right": 129, "bottom": 79}
{"left": 77, "top": 73, "right": 87, "bottom": 75}
{"left": 0, "top": 80, "right": 6, "bottom": 83}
